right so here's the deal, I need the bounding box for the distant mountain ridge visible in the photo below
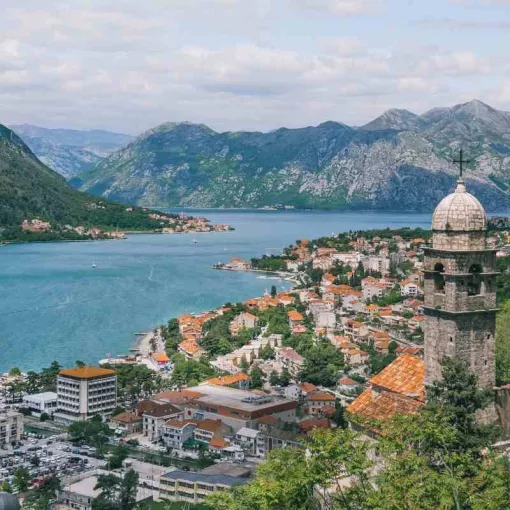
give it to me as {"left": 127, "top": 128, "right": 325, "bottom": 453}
{"left": 11, "top": 124, "right": 133, "bottom": 178}
{"left": 0, "top": 123, "right": 175, "bottom": 240}
{"left": 72, "top": 100, "right": 510, "bottom": 211}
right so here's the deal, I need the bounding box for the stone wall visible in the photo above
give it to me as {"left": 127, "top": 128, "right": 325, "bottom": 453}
{"left": 424, "top": 309, "right": 496, "bottom": 389}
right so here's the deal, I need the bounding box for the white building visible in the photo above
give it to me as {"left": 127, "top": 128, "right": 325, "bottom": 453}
{"left": 0, "top": 410, "right": 23, "bottom": 447}
{"left": 22, "top": 392, "right": 58, "bottom": 416}
{"left": 53, "top": 367, "right": 117, "bottom": 425}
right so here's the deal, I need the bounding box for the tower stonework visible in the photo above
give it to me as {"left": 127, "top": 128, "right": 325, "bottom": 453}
{"left": 423, "top": 180, "right": 498, "bottom": 392}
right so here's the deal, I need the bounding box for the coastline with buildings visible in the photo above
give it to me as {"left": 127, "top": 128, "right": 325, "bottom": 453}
{"left": 2, "top": 180, "right": 510, "bottom": 508}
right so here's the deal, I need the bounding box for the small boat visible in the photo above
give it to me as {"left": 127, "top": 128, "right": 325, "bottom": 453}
{"left": 92, "top": 264, "right": 97, "bottom": 269}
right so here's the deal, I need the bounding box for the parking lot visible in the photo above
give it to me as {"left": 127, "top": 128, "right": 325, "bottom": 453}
{"left": 0, "top": 433, "right": 105, "bottom": 489}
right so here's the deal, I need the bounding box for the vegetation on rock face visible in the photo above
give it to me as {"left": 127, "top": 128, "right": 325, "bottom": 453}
{"left": 77, "top": 100, "right": 510, "bottom": 211}
{"left": 0, "top": 123, "right": 182, "bottom": 241}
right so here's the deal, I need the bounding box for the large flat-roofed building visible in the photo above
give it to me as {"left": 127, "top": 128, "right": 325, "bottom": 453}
{"left": 184, "top": 384, "right": 297, "bottom": 431}
{"left": 0, "top": 410, "right": 23, "bottom": 447}
{"left": 22, "top": 392, "right": 58, "bottom": 416}
{"left": 160, "top": 467, "right": 249, "bottom": 504}
{"left": 53, "top": 367, "right": 117, "bottom": 425}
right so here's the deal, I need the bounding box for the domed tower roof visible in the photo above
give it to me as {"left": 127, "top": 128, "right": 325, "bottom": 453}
{"left": 432, "top": 180, "right": 487, "bottom": 232}
{"left": 0, "top": 493, "right": 20, "bottom": 510}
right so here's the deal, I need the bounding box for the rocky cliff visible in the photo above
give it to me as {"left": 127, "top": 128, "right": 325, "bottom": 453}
{"left": 75, "top": 100, "right": 510, "bottom": 211}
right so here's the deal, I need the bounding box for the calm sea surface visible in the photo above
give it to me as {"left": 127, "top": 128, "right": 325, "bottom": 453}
{"left": 0, "top": 210, "right": 432, "bottom": 372}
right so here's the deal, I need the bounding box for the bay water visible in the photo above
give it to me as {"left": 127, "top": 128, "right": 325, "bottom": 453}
{"left": 0, "top": 210, "right": 431, "bottom": 372}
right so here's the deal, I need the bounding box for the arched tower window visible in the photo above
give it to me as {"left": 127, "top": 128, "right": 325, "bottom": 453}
{"left": 467, "top": 264, "right": 482, "bottom": 296}
{"left": 433, "top": 262, "right": 445, "bottom": 292}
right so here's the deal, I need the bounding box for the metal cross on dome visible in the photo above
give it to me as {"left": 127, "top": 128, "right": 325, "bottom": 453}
{"left": 453, "top": 149, "right": 470, "bottom": 179}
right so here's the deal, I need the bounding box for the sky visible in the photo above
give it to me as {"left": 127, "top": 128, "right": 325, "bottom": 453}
{"left": 1, "top": 0, "right": 510, "bottom": 135}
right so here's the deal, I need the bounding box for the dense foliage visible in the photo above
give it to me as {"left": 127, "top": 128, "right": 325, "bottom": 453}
{"left": 207, "top": 360, "right": 509, "bottom": 510}
{"left": 0, "top": 126, "right": 182, "bottom": 241}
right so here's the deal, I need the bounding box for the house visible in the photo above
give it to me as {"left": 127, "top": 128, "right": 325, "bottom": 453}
{"left": 287, "top": 310, "right": 304, "bottom": 329}
{"left": 298, "top": 418, "right": 331, "bottom": 435}
{"left": 276, "top": 347, "right": 305, "bottom": 377}
{"left": 347, "top": 354, "right": 425, "bottom": 432}
{"left": 400, "top": 280, "right": 420, "bottom": 297}
{"left": 345, "top": 349, "right": 369, "bottom": 366}
{"left": 408, "top": 315, "right": 425, "bottom": 331}
{"left": 22, "top": 392, "right": 58, "bottom": 417}
{"left": 230, "top": 312, "right": 259, "bottom": 335}
{"left": 363, "top": 283, "right": 387, "bottom": 301}
{"left": 234, "top": 427, "right": 264, "bottom": 457}
{"left": 337, "top": 377, "right": 359, "bottom": 393}
{"left": 224, "top": 258, "right": 252, "bottom": 271}
{"left": 193, "top": 419, "right": 231, "bottom": 446}
{"left": 298, "top": 382, "right": 317, "bottom": 397}
{"left": 151, "top": 352, "right": 171, "bottom": 369}
{"left": 136, "top": 400, "right": 183, "bottom": 441}
{"left": 161, "top": 419, "right": 198, "bottom": 449}
{"left": 110, "top": 411, "right": 143, "bottom": 437}
{"left": 305, "top": 392, "right": 336, "bottom": 416}
{"left": 178, "top": 339, "right": 205, "bottom": 360}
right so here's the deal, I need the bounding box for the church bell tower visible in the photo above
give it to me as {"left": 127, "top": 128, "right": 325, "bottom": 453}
{"left": 423, "top": 174, "right": 498, "bottom": 390}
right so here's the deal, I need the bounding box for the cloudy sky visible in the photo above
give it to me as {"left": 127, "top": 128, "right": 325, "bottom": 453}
{"left": 1, "top": 0, "right": 510, "bottom": 134}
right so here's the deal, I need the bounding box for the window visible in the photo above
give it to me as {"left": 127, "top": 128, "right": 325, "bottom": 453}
{"left": 433, "top": 263, "right": 445, "bottom": 292}
{"left": 467, "top": 264, "right": 482, "bottom": 296}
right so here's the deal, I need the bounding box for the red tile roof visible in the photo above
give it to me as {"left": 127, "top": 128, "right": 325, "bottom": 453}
{"left": 370, "top": 354, "right": 425, "bottom": 401}
{"left": 59, "top": 366, "right": 115, "bottom": 379}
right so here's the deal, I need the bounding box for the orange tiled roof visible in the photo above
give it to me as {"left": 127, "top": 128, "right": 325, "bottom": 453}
{"left": 59, "top": 366, "right": 115, "bottom": 379}
{"left": 258, "top": 415, "right": 279, "bottom": 425}
{"left": 205, "top": 373, "right": 249, "bottom": 386}
{"left": 195, "top": 419, "right": 224, "bottom": 432}
{"left": 288, "top": 310, "right": 304, "bottom": 321}
{"left": 299, "top": 418, "right": 330, "bottom": 433}
{"left": 338, "top": 376, "right": 358, "bottom": 386}
{"left": 210, "top": 436, "right": 229, "bottom": 448}
{"left": 112, "top": 411, "right": 141, "bottom": 424}
{"left": 347, "top": 387, "right": 423, "bottom": 422}
{"left": 152, "top": 352, "right": 170, "bottom": 363}
{"left": 299, "top": 382, "right": 317, "bottom": 394}
{"left": 179, "top": 339, "right": 201, "bottom": 355}
{"left": 308, "top": 391, "right": 335, "bottom": 402}
{"left": 370, "top": 354, "right": 425, "bottom": 401}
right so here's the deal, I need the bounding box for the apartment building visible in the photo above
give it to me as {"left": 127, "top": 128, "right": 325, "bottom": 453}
{"left": 0, "top": 410, "right": 23, "bottom": 447}
{"left": 53, "top": 366, "right": 117, "bottom": 425}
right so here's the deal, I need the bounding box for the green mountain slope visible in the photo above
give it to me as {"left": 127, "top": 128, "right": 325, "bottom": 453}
{"left": 75, "top": 100, "right": 510, "bottom": 211}
{"left": 0, "top": 124, "right": 173, "bottom": 240}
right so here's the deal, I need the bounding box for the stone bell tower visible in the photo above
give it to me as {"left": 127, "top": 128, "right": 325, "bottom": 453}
{"left": 423, "top": 178, "right": 498, "bottom": 390}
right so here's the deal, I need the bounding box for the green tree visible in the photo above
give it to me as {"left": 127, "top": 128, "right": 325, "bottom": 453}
{"left": 496, "top": 300, "right": 510, "bottom": 385}
{"left": 270, "top": 285, "right": 277, "bottom": 298}
{"left": 259, "top": 344, "right": 275, "bottom": 360}
{"left": 427, "top": 357, "right": 498, "bottom": 452}
{"left": 269, "top": 370, "right": 280, "bottom": 386}
{"left": 68, "top": 415, "right": 113, "bottom": 451}
{"left": 75, "top": 360, "right": 86, "bottom": 367}
{"left": 239, "top": 356, "right": 249, "bottom": 374}
{"left": 13, "top": 467, "right": 30, "bottom": 492}
{"left": 9, "top": 367, "right": 21, "bottom": 377}
{"left": 279, "top": 368, "right": 291, "bottom": 387}
{"left": 119, "top": 469, "right": 139, "bottom": 509}
{"left": 39, "top": 412, "right": 50, "bottom": 422}
{"left": 250, "top": 364, "right": 264, "bottom": 389}
{"left": 25, "top": 371, "right": 41, "bottom": 394}
{"left": 108, "top": 444, "right": 130, "bottom": 470}
{"left": 0, "top": 481, "right": 12, "bottom": 493}
{"left": 23, "top": 476, "right": 61, "bottom": 510}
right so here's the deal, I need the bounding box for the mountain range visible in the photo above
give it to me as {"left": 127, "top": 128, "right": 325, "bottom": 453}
{"left": 17, "top": 100, "right": 510, "bottom": 211}
{"left": 0, "top": 124, "right": 170, "bottom": 240}
{"left": 10, "top": 125, "right": 133, "bottom": 179}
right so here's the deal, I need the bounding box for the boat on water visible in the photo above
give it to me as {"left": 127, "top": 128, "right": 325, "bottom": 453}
{"left": 92, "top": 263, "right": 97, "bottom": 269}
{"left": 193, "top": 239, "right": 198, "bottom": 244}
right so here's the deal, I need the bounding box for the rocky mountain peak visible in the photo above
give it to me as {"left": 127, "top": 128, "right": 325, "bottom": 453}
{"left": 360, "top": 108, "right": 423, "bottom": 132}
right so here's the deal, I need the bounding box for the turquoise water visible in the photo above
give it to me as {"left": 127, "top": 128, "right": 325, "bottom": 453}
{"left": 0, "top": 210, "right": 431, "bottom": 372}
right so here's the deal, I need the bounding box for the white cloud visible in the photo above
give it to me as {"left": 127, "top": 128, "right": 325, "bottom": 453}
{"left": 291, "top": 0, "right": 380, "bottom": 15}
